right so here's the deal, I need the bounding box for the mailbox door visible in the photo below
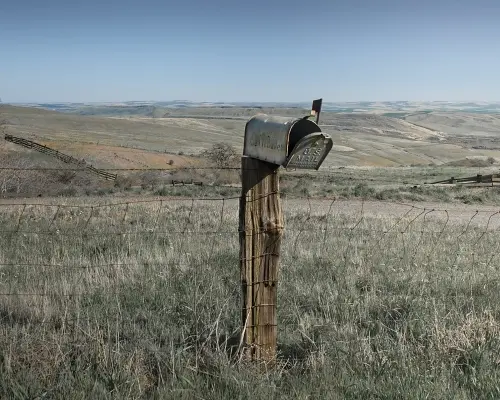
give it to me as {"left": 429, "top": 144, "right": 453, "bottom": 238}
{"left": 283, "top": 132, "right": 333, "bottom": 170}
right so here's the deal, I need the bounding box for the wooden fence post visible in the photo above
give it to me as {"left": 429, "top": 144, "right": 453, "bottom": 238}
{"left": 239, "top": 156, "right": 284, "bottom": 363}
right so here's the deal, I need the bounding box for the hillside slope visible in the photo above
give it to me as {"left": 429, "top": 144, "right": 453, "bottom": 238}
{"left": 3, "top": 105, "right": 500, "bottom": 168}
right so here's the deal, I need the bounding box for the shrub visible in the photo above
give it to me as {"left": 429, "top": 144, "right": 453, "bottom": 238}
{"left": 114, "top": 175, "right": 133, "bottom": 190}
{"left": 58, "top": 170, "right": 76, "bottom": 184}
{"left": 200, "top": 143, "right": 238, "bottom": 168}
{"left": 57, "top": 185, "right": 78, "bottom": 197}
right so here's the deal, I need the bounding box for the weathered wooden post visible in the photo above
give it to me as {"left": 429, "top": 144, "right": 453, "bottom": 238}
{"left": 239, "top": 157, "right": 283, "bottom": 362}
{"left": 239, "top": 100, "right": 333, "bottom": 363}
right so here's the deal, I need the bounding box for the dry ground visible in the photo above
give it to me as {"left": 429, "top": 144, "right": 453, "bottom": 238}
{"left": 2, "top": 195, "right": 499, "bottom": 230}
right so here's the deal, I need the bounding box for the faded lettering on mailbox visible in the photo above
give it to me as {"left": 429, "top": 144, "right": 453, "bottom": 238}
{"left": 284, "top": 133, "right": 333, "bottom": 170}
{"left": 248, "top": 132, "right": 285, "bottom": 151}
{"left": 244, "top": 115, "right": 292, "bottom": 165}
{"left": 294, "top": 147, "right": 322, "bottom": 163}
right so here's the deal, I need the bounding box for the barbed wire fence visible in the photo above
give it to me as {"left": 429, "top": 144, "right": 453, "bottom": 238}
{"left": 2, "top": 162, "right": 500, "bottom": 400}
{"left": 1, "top": 140, "right": 500, "bottom": 381}
{"left": 4, "top": 127, "right": 500, "bottom": 393}
{"left": 0, "top": 164, "right": 456, "bottom": 200}
{"left": 1, "top": 190, "right": 499, "bottom": 327}
{"left": 0, "top": 164, "right": 249, "bottom": 199}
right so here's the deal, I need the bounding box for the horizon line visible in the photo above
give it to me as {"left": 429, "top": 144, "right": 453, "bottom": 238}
{"left": 3, "top": 100, "right": 500, "bottom": 105}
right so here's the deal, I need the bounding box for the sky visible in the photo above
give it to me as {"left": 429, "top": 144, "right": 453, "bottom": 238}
{"left": 1, "top": 0, "right": 500, "bottom": 103}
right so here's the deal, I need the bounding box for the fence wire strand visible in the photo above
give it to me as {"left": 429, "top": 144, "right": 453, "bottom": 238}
{"left": 0, "top": 192, "right": 499, "bottom": 333}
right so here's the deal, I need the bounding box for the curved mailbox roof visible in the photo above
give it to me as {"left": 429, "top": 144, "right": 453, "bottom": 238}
{"left": 243, "top": 114, "right": 325, "bottom": 167}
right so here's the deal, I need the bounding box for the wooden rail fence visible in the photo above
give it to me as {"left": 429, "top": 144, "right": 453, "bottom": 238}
{"left": 432, "top": 173, "right": 500, "bottom": 187}
{"left": 4, "top": 134, "right": 117, "bottom": 181}
{"left": 171, "top": 180, "right": 204, "bottom": 186}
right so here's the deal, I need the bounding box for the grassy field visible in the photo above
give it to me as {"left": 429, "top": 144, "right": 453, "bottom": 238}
{"left": 2, "top": 104, "right": 500, "bottom": 398}
{"left": 1, "top": 196, "right": 500, "bottom": 398}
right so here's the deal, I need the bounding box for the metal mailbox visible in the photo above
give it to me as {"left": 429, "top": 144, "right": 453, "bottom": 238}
{"left": 243, "top": 114, "right": 333, "bottom": 170}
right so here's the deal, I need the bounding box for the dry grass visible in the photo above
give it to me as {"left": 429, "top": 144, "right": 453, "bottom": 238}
{"left": 0, "top": 196, "right": 500, "bottom": 398}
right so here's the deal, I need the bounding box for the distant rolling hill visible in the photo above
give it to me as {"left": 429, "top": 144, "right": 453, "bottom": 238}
{"left": 2, "top": 104, "right": 500, "bottom": 169}
{"left": 6, "top": 100, "right": 500, "bottom": 116}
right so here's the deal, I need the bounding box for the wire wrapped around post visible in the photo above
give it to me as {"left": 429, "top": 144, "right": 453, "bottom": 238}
{"left": 239, "top": 156, "right": 283, "bottom": 363}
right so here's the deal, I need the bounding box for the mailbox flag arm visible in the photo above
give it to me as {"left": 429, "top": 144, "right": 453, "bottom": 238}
{"left": 311, "top": 98, "right": 323, "bottom": 124}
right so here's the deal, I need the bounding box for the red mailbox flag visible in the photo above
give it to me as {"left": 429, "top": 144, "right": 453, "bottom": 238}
{"left": 311, "top": 98, "right": 323, "bottom": 124}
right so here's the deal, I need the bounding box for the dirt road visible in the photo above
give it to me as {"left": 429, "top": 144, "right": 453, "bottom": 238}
{"left": 1, "top": 195, "right": 499, "bottom": 230}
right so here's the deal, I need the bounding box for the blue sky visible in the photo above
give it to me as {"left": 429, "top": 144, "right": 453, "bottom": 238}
{"left": 1, "top": 0, "right": 499, "bottom": 103}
